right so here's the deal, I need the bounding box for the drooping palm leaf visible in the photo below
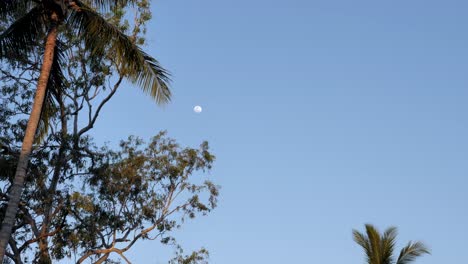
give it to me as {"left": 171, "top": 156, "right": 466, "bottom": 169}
{"left": 0, "top": 0, "right": 32, "bottom": 20}
{"left": 46, "top": 39, "right": 67, "bottom": 101}
{"left": 396, "top": 241, "right": 430, "bottom": 264}
{"left": 0, "top": 5, "right": 46, "bottom": 60}
{"left": 0, "top": 0, "right": 18, "bottom": 14}
{"left": 68, "top": 1, "right": 171, "bottom": 104}
{"left": 80, "top": 0, "right": 138, "bottom": 11}
{"left": 36, "top": 94, "right": 58, "bottom": 142}
{"left": 36, "top": 40, "right": 68, "bottom": 142}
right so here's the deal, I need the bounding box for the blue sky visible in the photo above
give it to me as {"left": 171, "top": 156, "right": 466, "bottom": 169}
{"left": 92, "top": 0, "right": 468, "bottom": 263}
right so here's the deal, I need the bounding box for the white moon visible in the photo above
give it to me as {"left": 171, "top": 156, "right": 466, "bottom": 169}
{"left": 193, "top": 105, "right": 202, "bottom": 113}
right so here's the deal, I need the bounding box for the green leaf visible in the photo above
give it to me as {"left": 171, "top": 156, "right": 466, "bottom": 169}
{"left": 396, "top": 241, "right": 430, "bottom": 264}
{"left": 380, "top": 227, "right": 397, "bottom": 264}
{"left": 365, "top": 224, "right": 382, "bottom": 264}
{"left": 36, "top": 41, "right": 67, "bottom": 142}
{"left": 0, "top": 5, "right": 46, "bottom": 60}
{"left": 353, "top": 229, "right": 372, "bottom": 264}
{"left": 0, "top": 0, "right": 32, "bottom": 20}
{"left": 82, "top": 0, "right": 139, "bottom": 12}
{"left": 68, "top": 1, "right": 171, "bottom": 104}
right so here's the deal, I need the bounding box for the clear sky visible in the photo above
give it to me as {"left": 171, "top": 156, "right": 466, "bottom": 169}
{"left": 91, "top": 0, "right": 468, "bottom": 263}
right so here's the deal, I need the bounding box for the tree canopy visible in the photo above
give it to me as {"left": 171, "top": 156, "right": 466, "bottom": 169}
{"left": 0, "top": 1, "right": 219, "bottom": 263}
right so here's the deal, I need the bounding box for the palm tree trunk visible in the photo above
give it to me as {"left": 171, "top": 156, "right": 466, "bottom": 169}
{"left": 0, "top": 17, "right": 59, "bottom": 262}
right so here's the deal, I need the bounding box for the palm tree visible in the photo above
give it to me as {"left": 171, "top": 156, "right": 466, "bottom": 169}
{"left": 353, "top": 224, "right": 430, "bottom": 264}
{"left": 0, "top": 0, "right": 171, "bottom": 260}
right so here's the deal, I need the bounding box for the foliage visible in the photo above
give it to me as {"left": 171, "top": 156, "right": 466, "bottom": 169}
{"left": 0, "top": 1, "right": 218, "bottom": 263}
{"left": 0, "top": 2, "right": 171, "bottom": 257}
{"left": 353, "top": 224, "right": 430, "bottom": 264}
{"left": 0, "top": 127, "right": 219, "bottom": 263}
{"left": 0, "top": 0, "right": 171, "bottom": 107}
{"left": 169, "top": 248, "right": 210, "bottom": 264}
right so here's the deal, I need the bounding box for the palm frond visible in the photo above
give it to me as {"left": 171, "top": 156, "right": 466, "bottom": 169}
{"left": 365, "top": 224, "right": 382, "bottom": 264}
{"left": 0, "top": 5, "right": 46, "bottom": 61}
{"left": 396, "top": 241, "right": 430, "bottom": 264}
{"left": 68, "top": 1, "right": 171, "bottom": 104}
{"left": 85, "top": 0, "right": 138, "bottom": 11}
{"left": 36, "top": 41, "right": 67, "bottom": 142}
{"left": 47, "top": 40, "right": 67, "bottom": 100}
{"left": 0, "top": 0, "right": 32, "bottom": 20}
{"left": 380, "top": 227, "right": 397, "bottom": 264}
{"left": 0, "top": 0, "right": 17, "bottom": 14}
{"left": 353, "top": 229, "right": 372, "bottom": 264}
{"left": 36, "top": 95, "right": 58, "bottom": 143}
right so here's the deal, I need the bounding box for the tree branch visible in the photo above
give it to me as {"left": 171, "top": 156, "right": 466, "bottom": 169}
{"left": 77, "top": 76, "right": 122, "bottom": 137}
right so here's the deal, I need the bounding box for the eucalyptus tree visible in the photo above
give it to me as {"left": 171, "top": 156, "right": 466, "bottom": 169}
{"left": 0, "top": 126, "right": 218, "bottom": 263}
{"left": 353, "top": 224, "right": 430, "bottom": 264}
{"left": 0, "top": 0, "right": 170, "bottom": 260}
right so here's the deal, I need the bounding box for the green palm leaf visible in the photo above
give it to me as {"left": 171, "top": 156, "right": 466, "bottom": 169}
{"left": 46, "top": 40, "right": 67, "bottom": 100}
{"left": 36, "top": 40, "right": 67, "bottom": 142}
{"left": 353, "top": 229, "right": 372, "bottom": 264}
{"left": 0, "top": 5, "right": 46, "bottom": 60}
{"left": 396, "top": 241, "right": 430, "bottom": 264}
{"left": 0, "top": 0, "right": 32, "bottom": 19}
{"left": 36, "top": 95, "right": 58, "bottom": 143}
{"left": 82, "top": 0, "right": 139, "bottom": 11}
{"left": 380, "top": 227, "right": 397, "bottom": 264}
{"left": 68, "top": 1, "right": 171, "bottom": 104}
{"left": 365, "top": 224, "right": 382, "bottom": 264}
{"left": 354, "top": 225, "right": 430, "bottom": 264}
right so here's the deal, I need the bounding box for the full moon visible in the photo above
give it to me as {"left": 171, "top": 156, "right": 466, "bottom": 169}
{"left": 193, "top": 105, "right": 202, "bottom": 113}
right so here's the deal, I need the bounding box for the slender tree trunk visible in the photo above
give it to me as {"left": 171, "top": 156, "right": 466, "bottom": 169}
{"left": 38, "top": 92, "right": 67, "bottom": 264}
{"left": 0, "top": 17, "right": 59, "bottom": 262}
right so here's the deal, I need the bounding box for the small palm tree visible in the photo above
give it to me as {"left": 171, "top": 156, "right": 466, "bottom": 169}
{"left": 353, "top": 224, "right": 430, "bottom": 264}
{"left": 0, "top": 0, "right": 170, "bottom": 260}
